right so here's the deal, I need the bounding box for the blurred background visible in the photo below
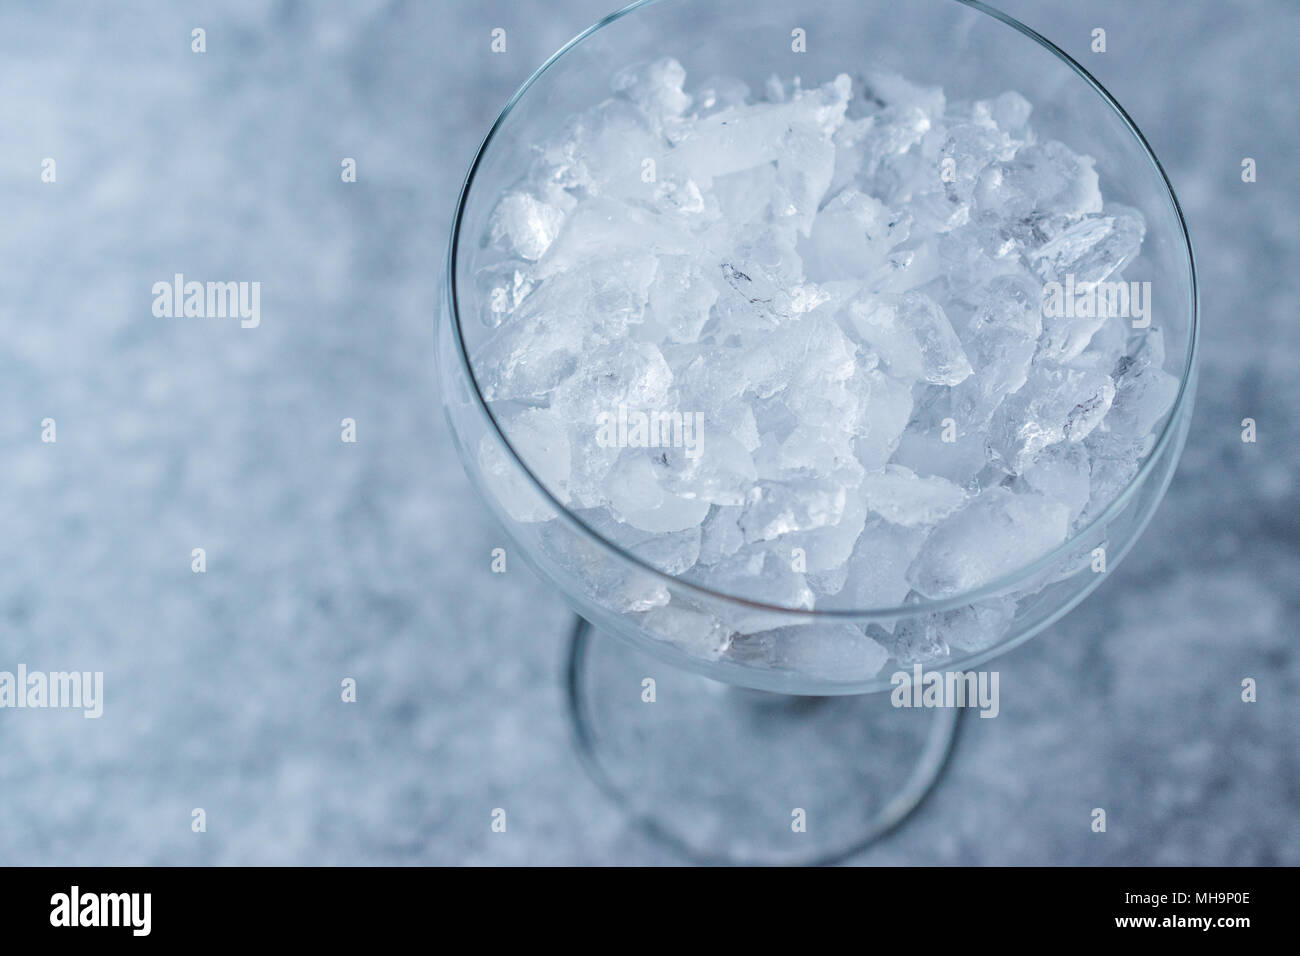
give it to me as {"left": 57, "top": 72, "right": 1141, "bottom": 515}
{"left": 0, "top": 0, "right": 1294, "bottom": 865}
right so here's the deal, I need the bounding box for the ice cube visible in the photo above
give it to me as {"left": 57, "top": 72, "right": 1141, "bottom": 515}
{"left": 697, "top": 504, "right": 745, "bottom": 565}
{"left": 604, "top": 452, "right": 665, "bottom": 520}
{"left": 693, "top": 75, "right": 751, "bottom": 116}
{"left": 828, "top": 115, "right": 874, "bottom": 194}
{"left": 477, "top": 431, "right": 559, "bottom": 524}
{"left": 473, "top": 260, "right": 535, "bottom": 328}
{"left": 1019, "top": 441, "right": 1092, "bottom": 523}
{"left": 756, "top": 423, "right": 861, "bottom": 484}
{"left": 845, "top": 291, "right": 972, "bottom": 386}
{"left": 644, "top": 254, "right": 720, "bottom": 344}
{"left": 863, "top": 70, "right": 945, "bottom": 119}
{"left": 536, "top": 198, "right": 692, "bottom": 277}
{"left": 890, "top": 421, "right": 990, "bottom": 489}
{"left": 986, "top": 363, "right": 1116, "bottom": 473}
{"left": 943, "top": 598, "right": 1019, "bottom": 652}
{"left": 852, "top": 367, "right": 914, "bottom": 468}
{"left": 916, "top": 122, "right": 1019, "bottom": 229}
{"left": 581, "top": 507, "right": 702, "bottom": 575}
{"left": 604, "top": 453, "right": 712, "bottom": 533}
{"left": 859, "top": 464, "right": 967, "bottom": 527}
{"left": 736, "top": 312, "right": 858, "bottom": 400}
{"left": 783, "top": 486, "right": 869, "bottom": 574}
{"left": 973, "top": 140, "right": 1102, "bottom": 231}
{"left": 619, "top": 491, "right": 712, "bottom": 534}
{"left": 490, "top": 192, "right": 564, "bottom": 261}
{"left": 883, "top": 616, "right": 951, "bottom": 665}
{"left": 800, "top": 188, "right": 909, "bottom": 281}
{"left": 698, "top": 546, "right": 815, "bottom": 622}
{"left": 820, "top": 517, "right": 926, "bottom": 611}
{"left": 1068, "top": 297, "right": 1129, "bottom": 372}
{"left": 949, "top": 273, "right": 1042, "bottom": 424}
{"left": 474, "top": 256, "right": 660, "bottom": 402}
{"left": 613, "top": 57, "right": 693, "bottom": 130}
{"left": 891, "top": 596, "right": 1018, "bottom": 660}
{"left": 661, "top": 74, "right": 851, "bottom": 187}
{"left": 551, "top": 340, "right": 673, "bottom": 425}
{"left": 642, "top": 603, "right": 730, "bottom": 659}
{"left": 972, "top": 91, "right": 1032, "bottom": 135}
{"left": 1104, "top": 331, "right": 1181, "bottom": 436}
{"left": 649, "top": 433, "right": 757, "bottom": 507}
{"left": 908, "top": 487, "right": 1070, "bottom": 598}
{"left": 1032, "top": 205, "right": 1145, "bottom": 286}
{"left": 732, "top": 623, "right": 889, "bottom": 681}
{"left": 738, "top": 479, "right": 847, "bottom": 542}
{"left": 1081, "top": 431, "right": 1150, "bottom": 521}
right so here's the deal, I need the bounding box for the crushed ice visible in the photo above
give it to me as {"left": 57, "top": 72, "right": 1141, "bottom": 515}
{"left": 470, "top": 60, "right": 1181, "bottom": 678}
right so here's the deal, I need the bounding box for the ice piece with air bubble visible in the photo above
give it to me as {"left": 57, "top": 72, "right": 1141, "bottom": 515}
{"left": 649, "top": 433, "right": 757, "bottom": 507}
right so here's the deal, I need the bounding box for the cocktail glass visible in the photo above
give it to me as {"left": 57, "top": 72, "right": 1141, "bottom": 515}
{"left": 437, "top": 0, "right": 1199, "bottom": 864}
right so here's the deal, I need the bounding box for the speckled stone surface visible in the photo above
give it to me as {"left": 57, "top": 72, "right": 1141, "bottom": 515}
{"left": 0, "top": 0, "right": 1295, "bottom": 865}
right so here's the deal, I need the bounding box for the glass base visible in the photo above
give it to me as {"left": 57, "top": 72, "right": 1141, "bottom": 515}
{"left": 566, "top": 617, "right": 962, "bottom": 865}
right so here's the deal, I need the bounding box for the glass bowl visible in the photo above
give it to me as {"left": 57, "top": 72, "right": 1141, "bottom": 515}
{"left": 437, "top": 0, "right": 1198, "bottom": 864}
{"left": 439, "top": 0, "right": 1197, "bottom": 697}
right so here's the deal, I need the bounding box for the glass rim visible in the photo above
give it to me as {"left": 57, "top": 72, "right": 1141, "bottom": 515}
{"left": 445, "top": 0, "right": 1201, "bottom": 621}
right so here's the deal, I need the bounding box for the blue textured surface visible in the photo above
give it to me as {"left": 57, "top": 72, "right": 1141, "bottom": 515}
{"left": 0, "top": 0, "right": 1295, "bottom": 864}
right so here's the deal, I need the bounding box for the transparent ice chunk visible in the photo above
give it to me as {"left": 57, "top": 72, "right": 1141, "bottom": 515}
{"left": 490, "top": 192, "right": 564, "bottom": 261}
{"left": 739, "top": 479, "right": 847, "bottom": 543}
{"left": 732, "top": 623, "right": 889, "bottom": 681}
{"left": 1020, "top": 441, "right": 1092, "bottom": 524}
{"left": 859, "top": 464, "right": 967, "bottom": 527}
{"left": 852, "top": 367, "right": 914, "bottom": 469}
{"left": 986, "top": 363, "right": 1116, "bottom": 474}
{"left": 642, "top": 603, "right": 730, "bottom": 659}
{"left": 1032, "top": 205, "right": 1146, "bottom": 286}
{"left": 949, "top": 273, "right": 1042, "bottom": 425}
{"left": 820, "top": 517, "right": 926, "bottom": 611}
{"left": 613, "top": 57, "right": 693, "bottom": 131}
{"left": 891, "top": 596, "right": 1018, "bottom": 660}
{"left": 1104, "top": 329, "right": 1180, "bottom": 437}
{"left": 845, "top": 290, "right": 972, "bottom": 386}
{"left": 801, "top": 188, "right": 909, "bottom": 281}
{"left": 908, "top": 487, "right": 1070, "bottom": 598}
